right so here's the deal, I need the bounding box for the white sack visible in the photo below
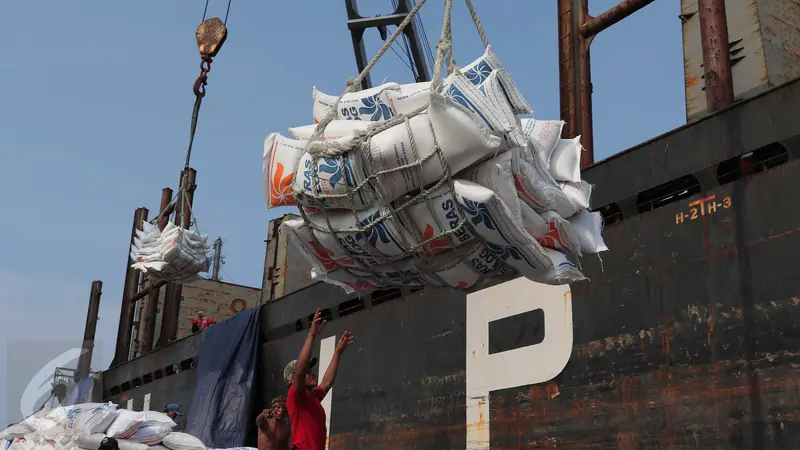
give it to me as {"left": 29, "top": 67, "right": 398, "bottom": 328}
{"left": 351, "top": 243, "right": 505, "bottom": 290}
{"left": 105, "top": 411, "right": 174, "bottom": 441}
{"left": 386, "top": 82, "right": 432, "bottom": 115}
{"left": 519, "top": 200, "right": 549, "bottom": 240}
{"left": 520, "top": 119, "right": 563, "bottom": 168}
{"left": 461, "top": 45, "right": 533, "bottom": 115}
{"left": 451, "top": 180, "right": 554, "bottom": 275}
{"left": 288, "top": 121, "right": 370, "bottom": 143}
{"left": 568, "top": 210, "right": 608, "bottom": 254}
{"left": 302, "top": 204, "right": 414, "bottom": 267}
{"left": 537, "top": 210, "right": 582, "bottom": 257}
{"left": 442, "top": 71, "right": 525, "bottom": 148}
{"left": 76, "top": 435, "right": 148, "bottom": 450}
{"left": 459, "top": 151, "right": 520, "bottom": 226}
{"left": 291, "top": 93, "right": 502, "bottom": 210}
{"left": 161, "top": 433, "right": 206, "bottom": 450}
{"left": 0, "top": 425, "right": 30, "bottom": 441}
{"left": 128, "top": 423, "right": 173, "bottom": 446}
{"left": 549, "top": 137, "right": 582, "bottom": 183}
{"left": 528, "top": 248, "right": 587, "bottom": 285}
{"left": 510, "top": 149, "right": 577, "bottom": 218}
{"left": 33, "top": 404, "right": 117, "bottom": 437}
{"left": 262, "top": 133, "right": 306, "bottom": 209}
{"left": 130, "top": 223, "right": 211, "bottom": 281}
{"left": 312, "top": 83, "right": 400, "bottom": 123}
{"left": 9, "top": 438, "right": 34, "bottom": 450}
{"left": 560, "top": 181, "right": 592, "bottom": 210}
{"left": 310, "top": 268, "right": 384, "bottom": 294}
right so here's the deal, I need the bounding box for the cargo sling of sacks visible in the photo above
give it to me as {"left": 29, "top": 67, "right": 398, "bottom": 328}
{"left": 129, "top": 6, "right": 232, "bottom": 283}
{"left": 266, "top": 0, "right": 610, "bottom": 293}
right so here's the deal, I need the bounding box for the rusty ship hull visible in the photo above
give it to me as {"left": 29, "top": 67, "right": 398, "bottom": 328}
{"left": 101, "top": 78, "right": 800, "bottom": 449}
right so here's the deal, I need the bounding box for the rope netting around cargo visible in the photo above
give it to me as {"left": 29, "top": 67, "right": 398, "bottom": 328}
{"left": 290, "top": 0, "right": 514, "bottom": 288}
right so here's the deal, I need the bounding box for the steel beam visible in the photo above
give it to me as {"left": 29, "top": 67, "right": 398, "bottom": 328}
{"left": 156, "top": 169, "right": 197, "bottom": 348}
{"left": 558, "top": 0, "right": 656, "bottom": 167}
{"left": 76, "top": 280, "right": 102, "bottom": 381}
{"left": 581, "top": 0, "right": 656, "bottom": 38}
{"left": 111, "top": 208, "right": 148, "bottom": 367}
{"left": 138, "top": 187, "right": 173, "bottom": 356}
{"left": 345, "top": 0, "right": 430, "bottom": 90}
{"left": 697, "top": 0, "right": 734, "bottom": 112}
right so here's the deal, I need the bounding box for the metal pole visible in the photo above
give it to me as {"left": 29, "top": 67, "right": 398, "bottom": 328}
{"left": 697, "top": 0, "right": 734, "bottom": 112}
{"left": 76, "top": 280, "right": 102, "bottom": 381}
{"left": 558, "top": 0, "right": 593, "bottom": 167}
{"left": 580, "top": 0, "right": 656, "bottom": 38}
{"left": 344, "top": 0, "right": 431, "bottom": 89}
{"left": 345, "top": 0, "right": 373, "bottom": 90}
{"left": 138, "top": 187, "right": 173, "bottom": 356}
{"left": 211, "top": 237, "right": 223, "bottom": 281}
{"left": 156, "top": 169, "right": 197, "bottom": 348}
{"left": 397, "top": 0, "right": 430, "bottom": 82}
{"left": 111, "top": 207, "right": 148, "bottom": 367}
{"left": 558, "top": 0, "right": 656, "bottom": 167}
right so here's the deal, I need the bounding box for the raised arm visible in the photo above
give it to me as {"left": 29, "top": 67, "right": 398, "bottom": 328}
{"left": 319, "top": 330, "right": 355, "bottom": 394}
{"left": 295, "top": 309, "right": 327, "bottom": 390}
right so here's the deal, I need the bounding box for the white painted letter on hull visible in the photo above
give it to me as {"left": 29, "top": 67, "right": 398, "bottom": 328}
{"left": 465, "top": 279, "right": 573, "bottom": 449}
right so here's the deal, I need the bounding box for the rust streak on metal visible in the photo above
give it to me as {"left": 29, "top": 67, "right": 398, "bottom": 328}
{"left": 580, "top": 0, "right": 656, "bottom": 38}
{"left": 328, "top": 370, "right": 800, "bottom": 446}
{"left": 692, "top": 227, "right": 800, "bottom": 261}
{"left": 426, "top": 329, "right": 456, "bottom": 340}
{"left": 698, "top": 0, "right": 735, "bottom": 111}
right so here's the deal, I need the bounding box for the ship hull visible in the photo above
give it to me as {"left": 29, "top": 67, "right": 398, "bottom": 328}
{"left": 103, "top": 79, "right": 800, "bottom": 449}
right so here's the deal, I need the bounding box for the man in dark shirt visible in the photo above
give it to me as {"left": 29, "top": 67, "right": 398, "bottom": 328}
{"left": 284, "top": 309, "right": 355, "bottom": 450}
{"left": 164, "top": 404, "right": 184, "bottom": 431}
{"left": 256, "top": 397, "right": 290, "bottom": 450}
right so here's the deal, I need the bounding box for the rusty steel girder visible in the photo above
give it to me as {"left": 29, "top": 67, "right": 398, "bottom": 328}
{"left": 558, "top": 0, "right": 696, "bottom": 167}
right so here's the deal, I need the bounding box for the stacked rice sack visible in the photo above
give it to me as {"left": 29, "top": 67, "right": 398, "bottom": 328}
{"left": 262, "top": 46, "right": 608, "bottom": 294}
{"left": 129, "top": 221, "right": 212, "bottom": 283}
{"left": 0, "top": 406, "right": 207, "bottom": 450}
{"left": 1, "top": 403, "right": 118, "bottom": 450}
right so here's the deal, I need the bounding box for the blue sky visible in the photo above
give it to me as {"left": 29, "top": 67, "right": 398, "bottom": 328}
{"left": 0, "top": 0, "right": 685, "bottom": 426}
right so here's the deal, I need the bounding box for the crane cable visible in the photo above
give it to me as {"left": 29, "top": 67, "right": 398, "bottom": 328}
{"left": 176, "top": 0, "right": 232, "bottom": 230}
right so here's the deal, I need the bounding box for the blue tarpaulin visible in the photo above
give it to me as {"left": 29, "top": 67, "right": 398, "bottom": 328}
{"left": 186, "top": 307, "right": 261, "bottom": 448}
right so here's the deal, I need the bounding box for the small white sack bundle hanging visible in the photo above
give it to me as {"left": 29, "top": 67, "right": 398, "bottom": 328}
{"left": 129, "top": 221, "right": 212, "bottom": 283}
{"left": 263, "top": 0, "right": 608, "bottom": 292}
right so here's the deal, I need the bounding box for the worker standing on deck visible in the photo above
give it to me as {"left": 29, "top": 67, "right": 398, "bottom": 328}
{"left": 256, "top": 397, "right": 290, "bottom": 450}
{"left": 284, "top": 308, "right": 355, "bottom": 450}
{"left": 190, "top": 311, "right": 215, "bottom": 333}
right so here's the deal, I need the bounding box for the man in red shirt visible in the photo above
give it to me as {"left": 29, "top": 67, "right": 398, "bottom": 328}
{"left": 190, "top": 311, "right": 215, "bottom": 333}
{"left": 284, "top": 308, "right": 355, "bottom": 450}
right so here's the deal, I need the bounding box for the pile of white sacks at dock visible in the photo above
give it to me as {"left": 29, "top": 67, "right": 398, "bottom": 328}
{"left": 129, "top": 221, "right": 212, "bottom": 283}
{"left": 0, "top": 404, "right": 236, "bottom": 450}
{"left": 262, "top": 46, "right": 608, "bottom": 293}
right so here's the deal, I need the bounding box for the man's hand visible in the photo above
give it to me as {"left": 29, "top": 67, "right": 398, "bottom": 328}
{"left": 335, "top": 330, "right": 355, "bottom": 354}
{"left": 309, "top": 308, "right": 327, "bottom": 337}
